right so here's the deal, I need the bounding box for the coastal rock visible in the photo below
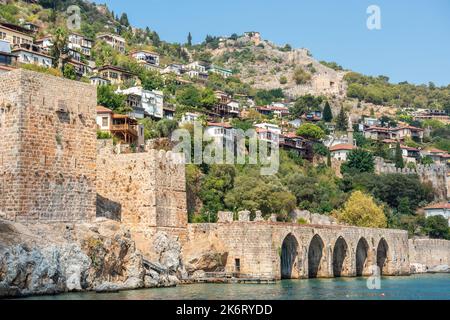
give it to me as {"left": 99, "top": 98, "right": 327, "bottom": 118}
{"left": 95, "top": 282, "right": 121, "bottom": 293}
{"left": 153, "top": 232, "right": 182, "bottom": 272}
{"left": 410, "top": 263, "right": 427, "bottom": 274}
{"left": 428, "top": 265, "right": 449, "bottom": 273}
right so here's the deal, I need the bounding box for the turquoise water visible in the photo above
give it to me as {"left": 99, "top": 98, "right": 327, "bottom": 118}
{"left": 26, "top": 274, "right": 450, "bottom": 300}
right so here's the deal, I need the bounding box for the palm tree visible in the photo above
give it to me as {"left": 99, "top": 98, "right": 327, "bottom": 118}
{"left": 51, "top": 27, "right": 69, "bottom": 70}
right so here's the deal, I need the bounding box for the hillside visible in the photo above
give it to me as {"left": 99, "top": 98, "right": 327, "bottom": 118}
{"left": 207, "top": 33, "right": 348, "bottom": 99}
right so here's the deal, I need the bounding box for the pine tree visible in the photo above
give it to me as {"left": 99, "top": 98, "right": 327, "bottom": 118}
{"left": 151, "top": 31, "right": 161, "bottom": 47}
{"left": 323, "top": 101, "right": 333, "bottom": 122}
{"left": 336, "top": 107, "right": 348, "bottom": 131}
{"left": 187, "top": 32, "right": 192, "bottom": 46}
{"left": 395, "top": 142, "right": 404, "bottom": 169}
{"left": 119, "top": 13, "right": 130, "bottom": 27}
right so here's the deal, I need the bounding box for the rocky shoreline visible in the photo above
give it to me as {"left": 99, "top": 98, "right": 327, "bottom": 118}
{"left": 0, "top": 219, "right": 185, "bottom": 298}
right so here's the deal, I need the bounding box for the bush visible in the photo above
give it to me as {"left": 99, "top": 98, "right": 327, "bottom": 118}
{"left": 424, "top": 215, "right": 450, "bottom": 240}
{"left": 292, "top": 68, "right": 312, "bottom": 85}
{"left": 279, "top": 76, "right": 287, "bottom": 85}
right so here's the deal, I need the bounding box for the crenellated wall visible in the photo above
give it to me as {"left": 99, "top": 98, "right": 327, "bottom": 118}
{"left": 0, "top": 69, "right": 97, "bottom": 223}
{"left": 408, "top": 239, "right": 450, "bottom": 270}
{"left": 375, "top": 157, "right": 449, "bottom": 199}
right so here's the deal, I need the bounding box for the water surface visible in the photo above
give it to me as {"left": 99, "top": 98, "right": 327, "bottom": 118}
{"left": 26, "top": 274, "right": 450, "bottom": 300}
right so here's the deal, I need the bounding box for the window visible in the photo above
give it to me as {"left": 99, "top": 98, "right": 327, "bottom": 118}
{"left": 0, "top": 32, "right": 6, "bottom": 40}
{"left": 235, "top": 259, "right": 241, "bottom": 273}
{"left": 102, "top": 117, "right": 109, "bottom": 127}
{"left": 33, "top": 56, "right": 38, "bottom": 64}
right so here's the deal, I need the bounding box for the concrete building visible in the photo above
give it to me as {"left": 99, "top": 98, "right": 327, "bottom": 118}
{"left": 68, "top": 33, "right": 93, "bottom": 58}
{"left": 0, "top": 39, "right": 17, "bottom": 73}
{"left": 205, "top": 122, "right": 235, "bottom": 154}
{"left": 96, "top": 33, "right": 126, "bottom": 53}
{"left": 96, "top": 65, "right": 136, "bottom": 85}
{"left": 130, "top": 50, "right": 160, "bottom": 70}
{"left": 209, "top": 65, "right": 233, "bottom": 78}
{"left": 116, "top": 86, "right": 164, "bottom": 120}
{"left": 0, "top": 22, "right": 33, "bottom": 46}
{"left": 12, "top": 43, "right": 53, "bottom": 67}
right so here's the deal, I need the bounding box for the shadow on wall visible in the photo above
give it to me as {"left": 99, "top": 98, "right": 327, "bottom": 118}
{"left": 96, "top": 194, "right": 122, "bottom": 222}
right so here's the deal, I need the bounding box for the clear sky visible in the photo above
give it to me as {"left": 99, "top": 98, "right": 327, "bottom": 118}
{"left": 96, "top": 0, "right": 450, "bottom": 86}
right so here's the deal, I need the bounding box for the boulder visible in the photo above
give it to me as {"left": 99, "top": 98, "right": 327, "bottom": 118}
{"left": 428, "top": 265, "right": 449, "bottom": 273}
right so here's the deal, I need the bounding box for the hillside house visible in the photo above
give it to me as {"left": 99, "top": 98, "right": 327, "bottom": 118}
{"left": 421, "top": 148, "right": 450, "bottom": 165}
{"left": 180, "top": 112, "right": 202, "bottom": 124}
{"left": 0, "top": 39, "right": 17, "bottom": 73}
{"left": 205, "top": 122, "right": 235, "bottom": 154}
{"left": 280, "top": 132, "right": 313, "bottom": 161}
{"left": 0, "top": 22, "right": 33, "bottom": 46}
{"left": 68, "top": 33, "right": 93, "bottom": 58}
{"left": 414, "top": 109, "right": 450, "bottom": 124}
{"left": 12, "top": 43, "right": 53, "bottom": 67}
{"left": 96, "top": 33, "right": 126, "bottom": 53}
{"left": 130, "top": 50, "right": 161, "bottom": 70}
{"left": 90, "top": 75, "right": 110, "bottom": 86}
{"left": 424, "top": 202, "right": 450, "bottom": 226}
{"left": 364, "top": 125, "right": 424, "bottom": 142}
{"left": 209, "top": 65, "right": 233, "bottom": 78}
{"left": 116, "top": 86, "right": 164, "bottom": 119}
{"left": 329, "top": 144, "right": 356, "bottom": 161}
{"left": 97, "top": 65, "right": 137, "bottom": 85}
{"left": 96, "top": 106, "right": 144, "bottom": 146}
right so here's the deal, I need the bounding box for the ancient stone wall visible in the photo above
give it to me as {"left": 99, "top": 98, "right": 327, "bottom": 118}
{"left": 0, "top": 69, "right": 97, "bottom": 223}
{"left": 375, "top": 157, "right": 449, "bottom": 199}
{"left": 185, "top": 222, "right": 410, "bottom": 279}
{"left": 96, "top": 140, "right": 188, "bottom": 255}
{"left": 408, "top": 239, "right": 450, "bottom": 269}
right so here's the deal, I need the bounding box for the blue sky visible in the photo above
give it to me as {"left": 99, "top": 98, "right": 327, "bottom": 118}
{"left": 96, "top": 0, "right": 450, "bottom": 86}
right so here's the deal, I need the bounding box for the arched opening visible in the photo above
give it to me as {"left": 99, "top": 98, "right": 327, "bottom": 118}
{"left": 280, "top": 234, "right": 299, "bottom": 279}
{"left": 377, "top": 238, "right": 389, "bottom": 275}
{"left": 356, "top": 238, "right": 369, "bottom": 277}
{"left": 308, "top": 234, "right": 324, "bottom": 278}
{"left": 333, "top": 237, "right": 349, "bottom": 277}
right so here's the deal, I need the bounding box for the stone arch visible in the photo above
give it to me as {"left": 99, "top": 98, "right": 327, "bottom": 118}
{"left": 355, "top": 237, "right": 370, "bottom": 276}
{"left": 308, "top": 234, "right": 325, "bottom": 278}
{"left": 376, "top": 238, "right": 389, "bottom": 275}
{"left": 333, "top": 236, "right": 350, "bottom": 277}
{"left": 280, "top": 233, "right": 300, "bottom": 279}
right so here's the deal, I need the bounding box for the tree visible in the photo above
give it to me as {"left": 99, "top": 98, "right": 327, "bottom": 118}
{"left": 323, "top": 101, "right": 333, "bottom": 122}
{"left": 63, "top": 63, "right": 76, "bottom": 80}
{"left": 119, "top": 13, "right": 130, "bottom": 26}
{"left": 187, "top": 32, "right": 192, "bottom": 46}
{"left": 394, "top": 142, "right": 405, "bottom": 169}
{"left": 151, "top": 31, "right": 160, "bottom": 47}
{"left": 292, "top": 67, "right": 311, "bottom": 85}
{"left": 51, "top": 27, "right": 68, "bottom": 70}
{"left": 341, "top": 149, "right": 375, "bottom": 174}
{"left": 176, "top": 85, "right": 201, "bottom": 107}
{"left": 199, "top": 88, "right": 218, "bottom": 110}
{"left": 141, "top": 70, "right": 164, "bottom": 91}
{"left": 335, "top": 107, "right": 348, "bottom": 131}
{"left": 97, "top": 85, "right": 127, "bottom": 113}
{"left": 424, "top": 215, "right": 450, "bottom": 239}
{"left": 290, "top": 95, "right": 323, "bottom": 118}
{"left": 333, "top": 191, "right": 387, "bottom": 228}
{"left": 296, "top": 123, "right": 326, "bottom": 140}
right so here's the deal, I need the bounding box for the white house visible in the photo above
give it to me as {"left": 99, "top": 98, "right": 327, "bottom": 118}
{"left": 180, "top": 112, "right": 202, "bottom": 125}
{"left": 329, "top": 144, "right": 356, "bottom": 161}
{"left": 424, "top": 202, "right": 450, "bottom": 226}
{"left": 96, "top": 33, "right": 126, "bottom": 53}
{"left": 130, "top": 50, "right": 160, "bottom": 70}
{"left": 254, "top": 123, "right": 281, "bottom": 135}
{"left": 12, "top": 43, "right": 52, "bottom": 67}
{"left": 90, "top": 75, "right": 111, "bottom": 86}
{"left": 116, "top": 86, "right": 164, "bottom": 120}
{"left": 205, "top": 122, "right": 235, "bottom": 154}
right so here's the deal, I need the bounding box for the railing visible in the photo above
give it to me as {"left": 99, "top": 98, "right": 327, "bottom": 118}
{"left": 111, "top": 124, "right": 138, "bottom": 137}
{"left": 202, "top": 272, "right": 275, "bottom": 280}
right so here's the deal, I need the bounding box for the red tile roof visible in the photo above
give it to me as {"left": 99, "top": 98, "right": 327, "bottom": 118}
{"left": 329, "top": 144, "right": 356, "bottom": 152}
{"left": 207, "top": 122, "right": 232, "bottom": 129}
{"left": 96, "top": 105, "right": 113, "bottom": 113}
{"left": 424, "top": 202, "right": 450, "bottom": 210}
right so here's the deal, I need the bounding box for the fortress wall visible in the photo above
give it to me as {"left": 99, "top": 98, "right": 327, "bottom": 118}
{"left": 186, "top": 222, "right": 410, "bottom": 279}
{"left": 96, "top": 140, "right": 188, "bottom": 255}
{"left": 408, "top": 239, "right": 450, "bottom": 269}
{"left": 0, "top": 69, "right": 97, "bottom": 223}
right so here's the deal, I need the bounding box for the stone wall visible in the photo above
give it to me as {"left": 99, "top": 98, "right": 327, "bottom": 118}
{"left": 0, "top": 69, "right": 97, "bottom": 223}
{"left": 408, "top": 239, "right": 450, "bottom": 271}
{"left": 185, "top": 222, "right": 410, "bottom": 279}
{"left": 96, "top": 140, "right": 188, "bottom": 256}
{"left": 375, "top": 157, "right": 449, "bottom": 199}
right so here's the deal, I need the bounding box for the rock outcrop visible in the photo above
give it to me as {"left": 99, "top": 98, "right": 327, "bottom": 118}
{"left": 0, "top": 219, "right": 183, "bottom": 298}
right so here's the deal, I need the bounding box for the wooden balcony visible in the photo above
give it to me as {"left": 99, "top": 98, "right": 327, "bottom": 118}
{"left": 111, "top": 123, "right": 138, "bottom": 137}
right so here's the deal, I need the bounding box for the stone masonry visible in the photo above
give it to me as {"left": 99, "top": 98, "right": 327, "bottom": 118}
{"left": 0, "top": 69, "right": 97, "bottom": 223}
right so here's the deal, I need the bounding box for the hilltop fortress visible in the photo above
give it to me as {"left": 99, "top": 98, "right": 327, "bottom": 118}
{"left": 0, "top": 70, "right": 448, "bottom": 295}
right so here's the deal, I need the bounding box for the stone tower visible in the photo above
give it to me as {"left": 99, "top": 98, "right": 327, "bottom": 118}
{"left": 0, "top": 69, "right": 97, "bottom": 223}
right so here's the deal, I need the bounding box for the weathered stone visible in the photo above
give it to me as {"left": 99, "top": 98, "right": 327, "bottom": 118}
{"left": 238, "top": 210, "right": 250, "bottom": 222}
{"left": 254, "top": 211, "right": 264, "bottom": 222}
{"left": 428, "top": 265, "right": 449, "bottom": 273}
{"left": 269, "top": 214, "right": 277, "bottom": 222}
{"left": 217, "top": 211, "right": 233, "bottom": 223}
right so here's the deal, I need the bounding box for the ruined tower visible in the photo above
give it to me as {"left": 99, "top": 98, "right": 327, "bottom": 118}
{"left": 0, "top": 69, "right": 97, "bottom": 223}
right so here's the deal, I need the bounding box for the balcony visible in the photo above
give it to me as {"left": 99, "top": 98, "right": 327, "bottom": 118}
{"left": 111, "top": 123, "right": 138, "bottom": 137}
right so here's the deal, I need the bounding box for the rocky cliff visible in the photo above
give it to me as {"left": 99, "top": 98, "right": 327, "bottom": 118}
{"left": 0, "top": 219, "right": 184, "bottom": 298}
